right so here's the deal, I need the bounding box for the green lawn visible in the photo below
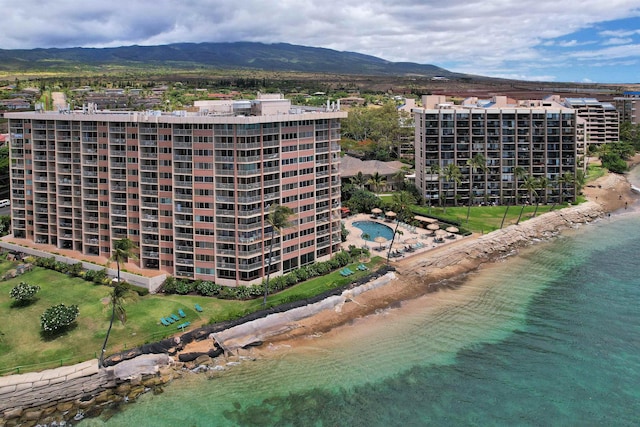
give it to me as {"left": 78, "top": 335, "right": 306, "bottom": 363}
{"left": 0, "top": 257, "right": 384, "bottom": 374}
{"left": 413, "top": 204, "right": 558, "bottom": 234}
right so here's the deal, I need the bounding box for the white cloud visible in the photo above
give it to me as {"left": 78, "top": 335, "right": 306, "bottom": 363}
{"left": 1, "top": 0, "right": 640, "bottom": 82}
{"left": 598, "top": 29, "right": 640, "bottom": 37}
{"left": 602, "top": 37, "right": 633, "bottom": 45}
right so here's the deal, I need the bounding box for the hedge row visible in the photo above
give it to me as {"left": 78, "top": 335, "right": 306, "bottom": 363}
{"left": 31, "top": 257, "right": 149, "bottom": 296}
{"left": 162, "top": 247, "right": 368, "bottom": 300}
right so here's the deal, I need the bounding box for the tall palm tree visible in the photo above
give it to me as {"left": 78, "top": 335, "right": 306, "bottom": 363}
{"left": 466, "top": 153, "right": 487, "bottom": 223}
{"left": 367, "top": 172, "right": 387, "bottom": 195}
{"left": 263, "top": 204, "right": 293, "bottom": 306}
{"left": 442, "top": 163, "right": 462, "bottom": 213}
{"left": 558, "top": 171, "right": 575, "bottom": 205}
{"left": 100, "top": 238, "right": 138, "bottom": 368}
{"left": 517, "top": 175, "right": 538, "bottom": 224}
{"left": 427, "top": 163, "right": 441, "bottom": 214}
{"left": 533, "top": 176, "right": 549, "bottom": 217}
{"left": 386, "top": 191, "right": 416, "bottom": 264}
{"left": 350, "top": 171, "right": 367, "bottom": 190}
{"left": 392, "top": 166, "right": 410, "bottom": 191}
{"left": 574, "top": 169, "right": 586, "bottom": 197}
{"left": 514, "top": 166, "right": 527, "bottom": 206}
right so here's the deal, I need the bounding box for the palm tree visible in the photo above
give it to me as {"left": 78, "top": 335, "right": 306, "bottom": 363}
{"left": 514, "top": 166, "right": 527, "bottom": 206}
{"left": 263, "top": 204, "right": 294, "bottom": 306}
{"left": 386, "top": 191, "right": 416, "bottom": 264}
{"left": 427, "top": 164, "right": 441, "bottom": 214}
{"left": 350, "top": 171, "right": 367, "bottom": 190}
{"left": 392, "top": 166, "right": 410, "bottom": 191}
{"left": 100, "top": 238, "right": 138, "bottom": 368}
{"left": 574, "top": 169, "right": 586, "bottom": 196}
{"left": 361, "top": 233, "right": 371, "bottom": 249}
{"left": 466, "top": 153, "right": 487, "bottom": 223}
{"left": 533, "top": 176, "right": 549, "bottom": 217}
{"left": 442, "top": 163, "right": 462, "bottom": 213}
{"left": 558, "top": 171, "right": 575, "bottom": 205}
{"left": 367, "top": 172, "right": 387, "bottom": 195}
{"left": 517, "top": 175, "right": 538, "bottom": 224}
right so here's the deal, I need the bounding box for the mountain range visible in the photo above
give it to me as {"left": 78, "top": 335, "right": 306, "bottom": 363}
{"left": 0, "top": 41, "right": 460, "bottom": 77}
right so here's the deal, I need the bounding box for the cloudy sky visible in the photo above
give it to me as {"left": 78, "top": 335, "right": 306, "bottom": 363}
{"left": 2, "top": 0, "right": 640, "bottom": 83}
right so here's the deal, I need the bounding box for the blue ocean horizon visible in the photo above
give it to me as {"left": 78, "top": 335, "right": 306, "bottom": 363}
{"left": 81, "top": 169, "right": 640, "bottom": 427}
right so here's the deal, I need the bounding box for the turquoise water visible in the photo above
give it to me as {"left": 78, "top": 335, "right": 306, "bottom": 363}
{"left": 352, "top": 220, "right": 394, "bottom": 241}
{"left": 82, "top": 182, "right": 640, "bottom": 426}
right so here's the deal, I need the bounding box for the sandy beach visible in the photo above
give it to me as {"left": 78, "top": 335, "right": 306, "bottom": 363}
{"left": 185, "top": 159, "right": 640, "bottom": 356}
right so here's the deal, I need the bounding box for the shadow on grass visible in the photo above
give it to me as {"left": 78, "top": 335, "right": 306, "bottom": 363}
{"left": 40, "top": 323, "right": 78, "bottom": 342}
{"left": 10, "top": 298, "right": 39, "bottom": 309}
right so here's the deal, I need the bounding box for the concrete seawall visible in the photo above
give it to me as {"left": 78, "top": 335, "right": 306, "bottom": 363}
{"left": 0, "top": 355, "right": 174, "bottom": 425}
{"left": 400, "top": 201, "right": 605, "bottom": 280}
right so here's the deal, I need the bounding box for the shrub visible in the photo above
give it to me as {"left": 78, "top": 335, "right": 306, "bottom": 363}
{"left": 124, "top": 282, "right": 149, "bottom": 296}
{"left": 92, "top": 269, "right": 108, "bottom": 285}
{"left": 162, "top": 276, "right": 177, "bottom": 294}
{"left": 67, "top": 262, "right": 84, "bottom": 277}
{"left": 10, "top": 282, "right": 41, "bottom": 303}
{"left": 174, "top": 280, "right": 194, "bottom": 295}
{"left": 40, "top": 304, "right": 79, "bottom": 333}
{"left": 195, "top": 281, "right": 221, "bottom": 296}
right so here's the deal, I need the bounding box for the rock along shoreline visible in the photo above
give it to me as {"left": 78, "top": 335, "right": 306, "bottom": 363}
{"left": 0, "top": 200, "right": 615, "bottom": 426}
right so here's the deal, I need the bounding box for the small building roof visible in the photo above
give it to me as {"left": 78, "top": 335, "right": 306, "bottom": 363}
{"left": 340, "top": 155, "right": 406, "bottom": 178}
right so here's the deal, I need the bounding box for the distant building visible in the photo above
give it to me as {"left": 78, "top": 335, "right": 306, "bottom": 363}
{"left": 6, "top": 95, "right": 346, "bottom": 287}
{"left": 414, "top": 95, "right": 580, "bottom": 207}
{"left": 556, "top": 96, "right": 619, "bottom": 147}
{"left": 0, "top": 99, "right": 31, "bottom": 110}
{"left": 338, "top": 97, "right": 365, "bottom": 107}
{"left": 613, "top": 91, "right": 640, "bottom": 125}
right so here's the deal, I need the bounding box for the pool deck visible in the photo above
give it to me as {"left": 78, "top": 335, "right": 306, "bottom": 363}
{"left": 343, "top": 213, "right": 470, "bottom": 261}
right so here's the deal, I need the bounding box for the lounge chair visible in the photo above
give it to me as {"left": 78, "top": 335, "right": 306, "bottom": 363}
{"left": 166, "top": 316, "right": 175, "bottom": 324}
{"left": 177, "top": 321, "right": 191, "bottom": 330}
{"left": 178, "top": 309, "right": 186, "bottom": 318}
{"left": 194, "top": 304, "right": 203, "bottom": 312}
{"left": 170, "top": 313, "right": 180, "bottom": 321}
{"left": 357, "top": 263, "right": 368, "bottom": 271}
{"left": 160, "top": 317, "right": 170, "bottom": 326}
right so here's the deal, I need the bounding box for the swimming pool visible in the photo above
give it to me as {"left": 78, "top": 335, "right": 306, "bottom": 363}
{"left": 352, "top": 220, "right": 394, "bottom": 241}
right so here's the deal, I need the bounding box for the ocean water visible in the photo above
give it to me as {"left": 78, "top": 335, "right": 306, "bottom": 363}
{"left": 82, "top": 186, "right": 640, "bottom": 426}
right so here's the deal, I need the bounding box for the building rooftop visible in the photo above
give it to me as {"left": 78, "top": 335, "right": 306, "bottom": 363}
{"left": 340, "top": 155, "right": 405, "bottom": 178}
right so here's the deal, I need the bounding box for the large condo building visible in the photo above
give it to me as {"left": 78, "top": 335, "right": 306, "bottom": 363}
{"left": 558, "top": 97, "right": 619, "bottom": 146}
{"left": 614, "top": 91, "right": 640, "bottom": 125}
{"left": 414, "top": 95, "right": 580, "bottom": 207}
{"left": 6, "top": 95, "right": 346, "bottom": 287}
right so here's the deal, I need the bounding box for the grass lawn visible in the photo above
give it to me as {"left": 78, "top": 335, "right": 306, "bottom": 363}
{"left": 0, "top": 256, "right": 384, "bottom": 374}
{"left": 412, "top": 204, "right": 559, "bottom": 234}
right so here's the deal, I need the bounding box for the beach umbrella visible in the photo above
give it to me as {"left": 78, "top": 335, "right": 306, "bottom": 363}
{"left": 385, "top": 211, "right": 396, "bottom": 217}
{"left": 446, "top": 226, "right": 459, "bottom": 233}
{"left": 435, "top": 229, "right": 448, "bottom": 236}
{"left": 427, "top": 223, "right": 440, "bottom": 231}
{"left": 404, "top": 237, "right": 418, "bottom": 245}
{"left": 371, "top": 208, "right": 382, "bottom": 214}
{"left": 374, "top": 236, "right": 388, "bottom": 247}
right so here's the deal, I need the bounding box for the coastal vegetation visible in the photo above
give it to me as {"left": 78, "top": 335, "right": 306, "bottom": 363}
{"left": 0, "top": 251, "right": 384, "bottom": 374}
